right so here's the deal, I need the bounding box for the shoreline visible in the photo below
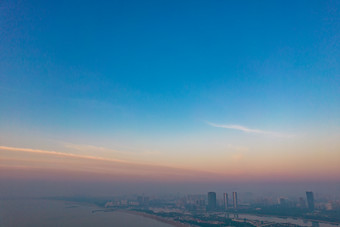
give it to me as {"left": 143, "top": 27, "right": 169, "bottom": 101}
{"left": 26, "top": 199, "right": 340, "bottom": 226}
{"left": 122, "top": 210, "right": 188, "bottom": 227}
{"left": 231, "top": 212, "right": 340, "bottom": 226}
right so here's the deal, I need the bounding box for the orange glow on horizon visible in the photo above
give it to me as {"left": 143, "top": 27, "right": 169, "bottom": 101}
{"left": 1, "top": 145, "right": 339, "bottom": 182}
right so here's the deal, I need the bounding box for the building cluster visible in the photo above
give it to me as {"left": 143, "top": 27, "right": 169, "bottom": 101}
{"left": 101, "top": 190, "right": 340, "bottom": 226}
{"left": 207, "top": 191, "right": 239, "bottom": 211}
{"left": 104, "top": 190, "right": 340, "bottom": 214}
{"left": 277, "top": 191, "right": 315, "bottom": 210}
{"left": 137, "top": 195, "right": 150, "bottom": 206}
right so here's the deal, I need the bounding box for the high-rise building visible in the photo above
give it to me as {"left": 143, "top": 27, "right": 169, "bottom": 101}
{"left": 137, "top": 196, "right": 143, "bottom": 206}
{"left": 306, "top": 191, "right": 315, "bottom": 211}
{"left": 278, "top": 197, "right": 287, "bottom": 207}
{"left": 223, "top": 193, "right": 229, "bottom": 210}
{"left": 233, "top": 192, "right": 238, "bottom": 209}
{"left": 298, "top": 197, "right": 306, "bottom": 209}
{"left": 207, "top": 192, "right": 216, "bottom": 211}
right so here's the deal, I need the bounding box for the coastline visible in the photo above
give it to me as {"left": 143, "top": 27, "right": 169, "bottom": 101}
{"left": 39, "top": 199, "right": 340, "bottom": 226}
{"left": 40, "top": 199, "right": 186, "bottom": 226}
{"left": 122, "top": 210, "right": 188, "bottom": 227}
{"left": 232, "top": 212, "right": 340, "bottom": 226}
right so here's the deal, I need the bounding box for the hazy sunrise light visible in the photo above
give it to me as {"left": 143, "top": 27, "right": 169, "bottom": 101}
{"left": 1, "top": 0, "right": 339, "bottom": 226}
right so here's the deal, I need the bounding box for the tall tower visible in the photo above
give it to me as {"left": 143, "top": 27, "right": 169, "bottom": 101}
{"left": 233, "top": 192, "right": 238, "bottom": 209}
{"left": 207, "top": 192, "right": 216, "bottom": 211}
{"left": 306, "top": 191, "right": 315, "bottom": 211}
{"left": 223, "top": 193, "right": 229, "bottom": 210}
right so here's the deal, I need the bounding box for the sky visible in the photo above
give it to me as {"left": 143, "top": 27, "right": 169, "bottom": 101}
{"left": 0, "top": 0, "right": 340, "bottom": 196}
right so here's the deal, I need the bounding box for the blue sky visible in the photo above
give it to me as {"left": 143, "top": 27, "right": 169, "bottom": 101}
{"left": 1, "top": 0, "right": 340, "bottom": 180}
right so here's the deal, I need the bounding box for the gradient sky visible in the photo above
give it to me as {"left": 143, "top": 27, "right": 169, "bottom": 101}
{"left": 1, "top": 0, "right": 340, "bottom": 191}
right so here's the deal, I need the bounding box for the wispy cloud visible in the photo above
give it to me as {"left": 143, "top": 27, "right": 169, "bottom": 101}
{"left": 208, "top": 122, "right": 294, "bottom": 138}
{"left": 0, "top": 145, "right": 130, "bottom": 164}
{"left": 0, "top": 145, "right": 221, "bottom": 180}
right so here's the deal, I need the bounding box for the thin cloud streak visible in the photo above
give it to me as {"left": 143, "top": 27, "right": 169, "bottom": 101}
{"left": 0, "top": 146, "right": 130, "bottom": 164}
{"left": 0, "top": 145, "right": 220, "bottom": 176}
{"left": 208, "top": 122, "right": 294, "bottom": 138}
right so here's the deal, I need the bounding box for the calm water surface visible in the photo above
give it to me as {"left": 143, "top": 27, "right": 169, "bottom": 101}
{"left": 236, "top": 213, "right": 339, "bottom": 227}
{"left": 0, "top": 199, "right": 173, "bottom": 227}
